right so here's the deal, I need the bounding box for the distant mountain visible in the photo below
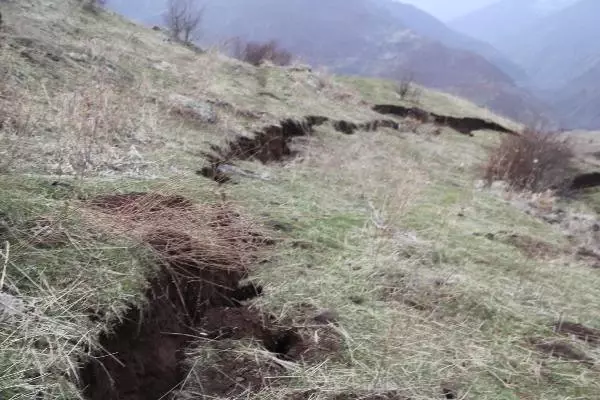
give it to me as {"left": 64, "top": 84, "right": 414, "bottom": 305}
{"left": 477, "top": 0, "right": 600, "bottom": 129}
{"left": 449, "top": 0, "right": 579, "bottom": 50}
{"left": 107, "top": 0, "right": 552, "bottom": 124}
{"left": 450, "top": 0, "right": 600, "bottom": 129}
{"left": 496, "top": 0, "right": 600, "bottom": 90}
{"left": 552, "top": 61, "right": 600, "bottom": 129}
{"left": 368, "top": 0, "right": 527, "bottom": 81}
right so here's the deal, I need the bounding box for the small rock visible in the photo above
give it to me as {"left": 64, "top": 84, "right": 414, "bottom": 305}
{"left": 235, "top": 377, "right": 245, "bottom": 383}
{"left": 349, "top": 295, "right": 365, "bottom": 305}
{"left": 127, "top": 145, "right": 143, "bottom": 161}
{"left": 313, "top": 309, "right": 338, "bottom": 325}
{"left": 490, "top": 180, "right": 509, "bottom": 192}
{"left": 152, "top": 61, "right": 174, "bottom": 72}
{"left": 169, "top": 94, "right": 217, "bottom": 124}
{"left": 67, "top": 52, "right": 89, "bottom": 63}
{"left": 542, "top": 213, "right": 563, "bottom": 224}
{"left": 0, "top": 292, "right": 26, "bottom": 323}
{"left": 473, "top": 180, "right": 487, "bottom": 190}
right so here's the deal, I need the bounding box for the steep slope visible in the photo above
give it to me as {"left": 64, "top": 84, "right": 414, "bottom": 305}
{"left": 449, "top": 0, "right": 579, "bottom": 48}
{"left": 3, "top": 2, "right": 600, "bottom": 400}
{"left": 107, "top": 0, "right": 550, "bottom": 124}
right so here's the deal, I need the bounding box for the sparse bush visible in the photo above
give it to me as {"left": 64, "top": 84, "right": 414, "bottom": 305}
{"left": 81, "top": 0, "right": 107, "bottom": 12}
{"left": 164, "top": 0, "right": 204, "bottom": 44}
{"left": 395, "top": 74, "right": 421, "bottom": 103}
{"left": 483, "top": 128, "right": 574, "bottom": 192}
{"left": 232, "top": 39, "right": 292, "bottom": 66}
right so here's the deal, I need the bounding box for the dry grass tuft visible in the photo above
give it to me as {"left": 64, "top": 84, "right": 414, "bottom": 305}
{"left": 483, "top": 128, "right": 574, "bottom": 192}
{"left": 86, "top": 191, "right": 270, "bottom": 272}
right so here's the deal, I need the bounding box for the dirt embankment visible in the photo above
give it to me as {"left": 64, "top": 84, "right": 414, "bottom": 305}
{"left": 80, "top": 192, "right": 340, "bottom": 400}
{"left": 373, "top": 104, "right": 517, "bottom": 136}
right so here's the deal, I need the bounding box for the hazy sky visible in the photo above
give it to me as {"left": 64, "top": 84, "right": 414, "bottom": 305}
{"left": 398, "top": 0, "right": 499, "bottom": 20}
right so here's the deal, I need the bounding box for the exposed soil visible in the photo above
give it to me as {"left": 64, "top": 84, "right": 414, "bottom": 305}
{"left": 441, "top": 386, "right": 458, "bottom": 399}
{"left": 198, "top": 115, "right": 400, "bottom": 183}
{"left": 373, "top": 104, "right": 517, "bottom": 136}
{"left": 554, "top": 321, "right": 600, "bottom": 346}
{"left": 81, "top": 192, "right": 339, "bottom": 400}
{"left": 475, "top": 231, "right": 561, "bottom": 259}
{"left": 202, "top": 115, "right": 399, "bottom": 167}
{"left": 287, "top": 390, "right": 410, "bottom": 400}
{"left": 568, "top": 172, "right": 600, "bottom": 191}
{"left": 183, "top": 341, "right": 285, "bottom": 398}
{"left": 502, "top": 234, "right": 560, "bottom": 259}
{"left": 330, "top": 118, "right": 399, "bottom": 135}
{"left": 198, "top": 117, "right": 318, "bottom": 181}
{"left": 89, "top": 192, "right": 193, "bottom": 213}
{"left": 528, "top": 338, "right": 595, "bottom": 366}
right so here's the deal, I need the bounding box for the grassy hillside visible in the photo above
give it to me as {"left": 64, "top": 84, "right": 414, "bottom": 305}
{"left": 108, "top": 0, "right": 552, "bottom": 125}
{"left": 1, "top": 1, "right": 600, "bottom": 400}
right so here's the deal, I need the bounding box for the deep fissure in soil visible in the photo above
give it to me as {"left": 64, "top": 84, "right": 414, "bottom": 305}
{"left": 80, "top": 195, "right": 310, "bottom": 400}
{"left": 373, "top": 104, "right": 517, "bottom": 136}
{"left": 198, "top": 115, "right": 400, "bottom": 182}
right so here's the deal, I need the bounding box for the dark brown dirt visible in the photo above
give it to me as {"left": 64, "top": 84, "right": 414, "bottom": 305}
{"left": 441, "top": 386, "right": 458, "bottom": 399}
{"left": 81, "top": 194, "right": 339, "bottom": 400}
{"left": 198, "top": 117, "right": 316, "bottom": 182}
{"left": 529, "top": 338, "right": 595, "bottom": 366}
{"left": 477, "top": 231, "right": 561, "bottom": 259}
{"left": 198, "top": 115, "right": 399, "bottom": 182}
{"left": 186, "top": 342, "right": 285, "bottom": 397}
{"left": 502, "top": 234, "right": 560, "bottom": 259}
{"left": 554, "top": 321, "right": 600, "bottom": 346}
{"left": 332, "top": 119, "right": 399, "bottom": 135}
{"left": 372, "top": 104, "right": 517, "bottom": 136}
{"left": 210, "top": 118, "right": 315, "bottom": 164}
{"left": 569, "top": 172, "right": 600, "bottom": 191}
{"left": 287, "top": 390, "right": 410, "bottom": 400}
{"left": 333, "top": 120, "right": 359, "bottom": 135}
{"left": 89, "top": 193, "right": 193, "bottom": 213}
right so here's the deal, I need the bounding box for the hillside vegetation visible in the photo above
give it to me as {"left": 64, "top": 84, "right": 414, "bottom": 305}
{"left": 108, "top": 0, "right": 551, "bottom": 126}
{"left": 1, "top": 1, "right": 600, "bottom": 400}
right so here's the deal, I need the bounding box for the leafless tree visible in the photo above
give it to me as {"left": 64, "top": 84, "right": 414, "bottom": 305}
{"left": 164, "top": 0, "right": 204, "bottom": 44}
{"left": 396, "top": 72, "right": 421, "bottom": 103}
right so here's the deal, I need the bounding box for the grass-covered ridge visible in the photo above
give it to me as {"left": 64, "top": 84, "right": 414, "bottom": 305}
{"left": 2, "top": 1, "right": 600, "bottom": 399}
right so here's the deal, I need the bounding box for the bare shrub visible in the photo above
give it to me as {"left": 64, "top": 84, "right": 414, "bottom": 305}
{"left": 81, "top": 0, "right": 107, "bottom": 12}
{"left": 483, "top": 128, "right": 574, "bottom": 192}
{"left": 396, "top": 74, "right": 421, "bottom": 103}
{"left": 164, "top": 0, "right": 204, "bottom": 44}
{"left": 232, "top": 39, "right": 292, "bottom": 66}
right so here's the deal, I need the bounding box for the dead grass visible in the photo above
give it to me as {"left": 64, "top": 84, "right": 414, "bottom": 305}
{"left": 2, "top": 1, "right": 600, "bottom": 399}
{"left": 86, "top": 191, "right": 268, "bottom": 271}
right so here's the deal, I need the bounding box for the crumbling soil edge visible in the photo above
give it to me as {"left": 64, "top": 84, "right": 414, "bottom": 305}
{"left": 198, "top": 115, "right": 399, "bottom": 182}
{"left": 80, "top": 193, "right": 339, "bottom": 400}
{"left": 373, "top": 104, "right": 518, "bottom": 136}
